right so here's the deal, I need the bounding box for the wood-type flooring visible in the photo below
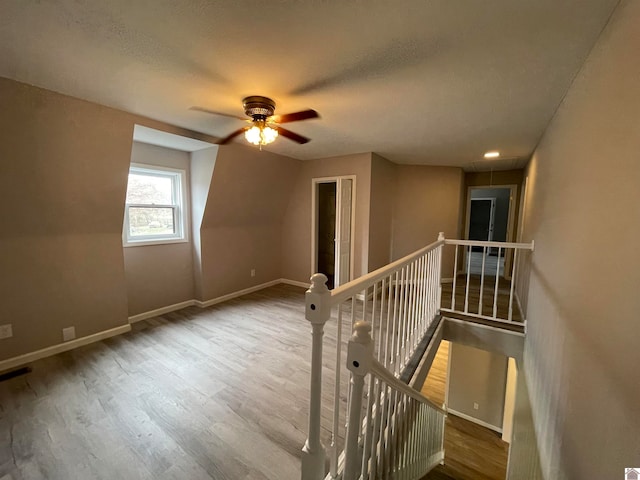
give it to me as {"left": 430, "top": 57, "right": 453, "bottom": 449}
{"left": 1, "top": 282, "right": 508, "bottom": 480}
{"left": 0, "top": 284, "right": 316, "bottom": 480}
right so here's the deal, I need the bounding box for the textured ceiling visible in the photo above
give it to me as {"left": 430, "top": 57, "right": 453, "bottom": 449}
{"left": 0, "top": 0, "right": 619, "bottom": 169}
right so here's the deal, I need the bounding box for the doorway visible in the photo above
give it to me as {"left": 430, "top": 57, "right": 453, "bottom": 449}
{"left": 469, "top": 198, "right": 496, "bottom": 248}
{"left": 316, "top": 183, "right": 337, "bottom": 288}
{"left": 312, "top": 176, "right": 355, "bottom": 289}
{"left": 464, "top": 186, "right": 517, "bottom": 277}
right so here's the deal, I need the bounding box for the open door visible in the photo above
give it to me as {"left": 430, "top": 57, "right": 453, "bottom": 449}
{"left": 316, "top": 183, "right": 337, "bottom": 288}
{"left": 312, "top": 176, "right": 355, "bottom": 289}
{"left": 469, "top": 198, "right": 496, "bottom": 250}
{"left": 335, "top": 178, "right": 352, "bottom": 287}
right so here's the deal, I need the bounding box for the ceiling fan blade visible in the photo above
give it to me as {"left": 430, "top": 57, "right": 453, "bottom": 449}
{"left": 190, "top": 106, "right": 247, "bottom": 121}
{"left": 276, "top": 126, "right": 310, "bottom": 144}
{"left": 217, "top": 127, "right": 249, "bottom": 145}
{"left": 272, "top": 109, "right": 319, "bottom": 124}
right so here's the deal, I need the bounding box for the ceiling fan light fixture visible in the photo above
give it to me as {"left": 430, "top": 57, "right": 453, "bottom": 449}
{"left": 245, "top": 123, "right": 278, "bottom": 146}
{"left": 194, "top": 95, "right": 314, "bottom": 146}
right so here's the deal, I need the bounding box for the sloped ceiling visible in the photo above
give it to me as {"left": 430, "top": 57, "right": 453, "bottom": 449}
{"left": 0, "top": 0, "right": 619, "bottom": 169}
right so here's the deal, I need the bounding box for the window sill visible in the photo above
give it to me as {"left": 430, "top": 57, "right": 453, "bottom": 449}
{"left": 123, "top": 237, "right": 190, "bottom": 248}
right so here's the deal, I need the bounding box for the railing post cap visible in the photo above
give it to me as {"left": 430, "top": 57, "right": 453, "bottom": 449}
{"left": 308, "top": 273, "right": 329, "bottom": 293}
{"left": 352, "top": 321, "right": 372, "bottom": 343}
{"left": 305, "top": 273, "right": 330, "bottom": 324}
{"left": 347, "top": 321, "right": 373, "bottom": 374}
{"left": 438, "top": 232, "right": 445, "bottom": 241}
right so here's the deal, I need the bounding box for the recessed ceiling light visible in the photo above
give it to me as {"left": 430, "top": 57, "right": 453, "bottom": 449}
{"left": 484, "top": 151, "right": 500, "bottom": 159}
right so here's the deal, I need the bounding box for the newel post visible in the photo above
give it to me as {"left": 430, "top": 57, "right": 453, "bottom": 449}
{"left": 302, "top": 273, "right": 331, "bottom": 480}
{"left": 343, "top": 321, "right": 374, "bottom": 480}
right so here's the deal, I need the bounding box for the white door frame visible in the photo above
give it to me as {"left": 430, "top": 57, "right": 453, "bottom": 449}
{"left": 463, "top": 184, "right": 519, "bottom": 276}
{"left": 311, "top": 175, "right": 356, "bottom": 285}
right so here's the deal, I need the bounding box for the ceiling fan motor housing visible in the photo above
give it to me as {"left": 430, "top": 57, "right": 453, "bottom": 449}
{"left": 243, "top": 95, "right": 276, "bottom": 120}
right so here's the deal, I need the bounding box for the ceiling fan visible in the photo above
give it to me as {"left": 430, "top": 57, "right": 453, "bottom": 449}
{"left": 191, "top": 96, "right": 319, "bottom": 147}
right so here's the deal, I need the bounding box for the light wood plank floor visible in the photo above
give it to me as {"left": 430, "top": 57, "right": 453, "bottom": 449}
{"left": 421, "top": 341, "right": 509, "bottom": 480}
{"left": 1, "top": 283, "right": 508, "bottom": 480}
{"left": 0, "top": 284, "right": 325, "bottom": 480}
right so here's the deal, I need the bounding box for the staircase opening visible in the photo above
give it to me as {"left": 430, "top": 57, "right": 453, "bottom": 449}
{"left": 421, "top": 340, "right": 511, "bottom": 480}
{"left": 301, "top": 234, "right": 534, "bottom": 480}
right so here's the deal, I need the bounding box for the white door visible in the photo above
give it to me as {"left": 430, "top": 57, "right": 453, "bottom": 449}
{"left": 335, "top": 178, "right": 352, "bottom": 287}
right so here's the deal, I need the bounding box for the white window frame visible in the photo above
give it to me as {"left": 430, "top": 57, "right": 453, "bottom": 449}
{"left": 123, "top": 164, "right": 189, "bottom": 247}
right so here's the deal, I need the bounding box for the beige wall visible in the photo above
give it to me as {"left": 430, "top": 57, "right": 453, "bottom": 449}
{"left": 0, "top": 78, "right": 216, "bottom": 361}
{"left": 200, "top": 144, "right": 300, "bottom": 299}
{"left": 123, "top": 142, "right": 195, "bottom": 316}
{"left": 448, "top": 343, "right": 508, "bottom": 430}
{"left": 0, "top": 78, "right": 132, "bottom": 360}
{"left": 519, "top": 1, "right": 640, "bottom": 477}
{"left": 506, "top": 363, "right": 543, "bottom": 479}
{"left": 368, "top": 154, "right": 397, "bottom": 271}
{"left": 465, "top": 169, "right": 524, "bottom": 188}
{"left": 190, "top": 147, "right": 218, "bottom": 300}
{"left": 392, "top": 165, "right": 464, "bottom": 275}
{"left": 281, "top": 152, "right": 372, "bottom": 283}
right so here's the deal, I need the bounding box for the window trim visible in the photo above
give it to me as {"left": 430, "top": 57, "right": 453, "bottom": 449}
{"left": 123, "top": 163, "right": 189, "bottom": 247}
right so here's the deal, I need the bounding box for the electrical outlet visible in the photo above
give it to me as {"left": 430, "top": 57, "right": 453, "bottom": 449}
{"left": 0, "top": 324, "right": 13, "bottom": 339}
{"left": 250, "top": 269, "right": 256, "bottom": 277}
{"left": 473, "top": 402, "right": 479, "bottom": 410}
{"left": 62, "top": 326, "right": 76, "bottom": 342}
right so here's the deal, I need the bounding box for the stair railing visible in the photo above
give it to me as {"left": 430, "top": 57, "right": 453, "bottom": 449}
{"left": 440, "top": 239, "right": 535, "bottom": 324}
{"left": 302, "top": 233, "right": 446, "bottom": 480}
{"left": 343, "top": 321, "right": 446, "bottom": 480}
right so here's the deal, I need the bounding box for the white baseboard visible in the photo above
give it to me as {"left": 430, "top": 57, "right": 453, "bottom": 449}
{"left": 0, "top": 324, "right": 131, "bottom": 374}
{"left": 1, "top": 279, "right": 305, "bottom": 373}
{"left": 195, "top": 279, "right": 282, "bottom": 308}
{"left": 279, "top": 278, "right": 310, "bottom": 288}
{"left": 448, "top": 408, "right": 503, "bottom": 433}
{"left": 128, "top": 300, "right": 197, "bottom": 323}
{"left": 131, "top": 279, "right": 308, "bottom": 322}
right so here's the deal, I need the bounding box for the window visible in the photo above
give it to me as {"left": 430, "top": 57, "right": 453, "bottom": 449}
{"left": 123, "top": 164, "right": 188, "bottom": 246}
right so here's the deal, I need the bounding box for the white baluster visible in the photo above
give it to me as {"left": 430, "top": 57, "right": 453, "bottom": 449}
{"left": 390, "top": 271, "right": 400, "bottom": 375}
{"left": 398, "top": 267, "right": 407, "bottom": 370}
{"left": 464, "top": 245, "right": 472, "bottom": 313}
{"left": 437, "top": 233, "right": 445, "bottom": 313}
{"left": 343, "top": 321, "right": 374, "bottom": 480}
{"left": 493, "top": 247, "right": 502, "bottom": 318}
{"left": 508, "top": 249, "right": 518, "bottom": 321}
{"left": 329, "top": 304, "right": 343, "bottom": 478}
{"left": 384, "top": 275, "right": 393, "bottom": 369}
{"left": 302, "top": 273, "right": 330, "bottom": 480}
{"left": 451, "top": 245, "right": 458, "bottom": 310}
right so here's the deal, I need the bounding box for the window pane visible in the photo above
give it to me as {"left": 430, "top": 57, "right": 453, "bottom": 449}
{"left": 126, "top": 173, "right": 173, "bottom": 205}
{"left": 128, "top": 207, "right": 175, "bottom": 237}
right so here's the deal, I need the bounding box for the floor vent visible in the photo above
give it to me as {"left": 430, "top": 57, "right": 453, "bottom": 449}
{"left": 0, "top": 366, "right": 32, "bottom": 383}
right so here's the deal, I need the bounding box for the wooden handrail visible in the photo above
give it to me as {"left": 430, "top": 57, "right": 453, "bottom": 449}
{"left": 370, "top": 358, "right": 447, "bottom": 415}
{"left": 329, "top": 237, "right": 445, "bottom": 305}
{"left": 444, "top": 238, "right": 534, "bottom": 250}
